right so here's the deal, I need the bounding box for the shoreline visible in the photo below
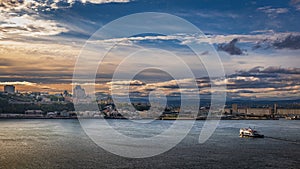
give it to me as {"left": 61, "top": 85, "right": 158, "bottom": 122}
{"left": 0, "top": 117, "right": 288, "bottom": 120}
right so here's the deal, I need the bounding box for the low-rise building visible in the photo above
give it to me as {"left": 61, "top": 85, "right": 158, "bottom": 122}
{"left": 25, "top": 110, "right": 44, "bottom": 117}
{"left": 277, "top": 109, "right": 300, "bottom": 116}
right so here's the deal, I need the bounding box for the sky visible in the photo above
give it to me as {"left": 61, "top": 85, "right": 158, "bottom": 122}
{"left": 0, "top": 0, "right": 299, "bottom": 101}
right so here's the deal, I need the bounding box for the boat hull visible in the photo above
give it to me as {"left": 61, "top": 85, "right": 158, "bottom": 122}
{"left": 239, "top": 127, "right": 264, "bottom": 138}
{"left": 240, "top": 134, "right": 264, "bottom": 138}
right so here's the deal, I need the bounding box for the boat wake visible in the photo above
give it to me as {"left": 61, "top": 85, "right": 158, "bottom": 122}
{"left": 264, "top": 136, "right": 300, "bottom": 145}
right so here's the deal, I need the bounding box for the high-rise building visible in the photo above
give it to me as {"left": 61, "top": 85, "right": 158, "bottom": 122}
{"left": 4, "top": 85, "right": 15, "bottom": 94}
{"left": 73, "top": 85, "right": 86, "bottom": 99}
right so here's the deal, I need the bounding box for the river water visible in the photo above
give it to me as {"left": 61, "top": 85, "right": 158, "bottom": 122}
{"left": 0, "top": 119, "right": 299, "bottom": 169}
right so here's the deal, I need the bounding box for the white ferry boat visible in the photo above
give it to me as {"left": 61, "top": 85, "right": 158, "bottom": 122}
{"left": 239, "top": 127, "right": 264, "bottom": 138}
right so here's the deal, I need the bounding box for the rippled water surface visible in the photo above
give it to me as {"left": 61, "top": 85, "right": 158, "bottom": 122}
{"left": 0, "top": 119, "right": 299, "bottom": 169}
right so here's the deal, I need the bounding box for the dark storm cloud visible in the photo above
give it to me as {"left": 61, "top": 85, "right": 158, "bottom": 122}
{"left": 253, "top": 34, "right": 300, "bottom": 50}
{"left": 238, "top": 66, "right": 300, "bottom": 74}
{"left": 290, "top": 0, "right": 300, "bottom": 10}
{"left": 225, "top": 66, "right": 300, "bottom": 90}
{"left": 230, "top": 90, "right": 255, "bottom": 93}
{"left": 0, "top": 0, "right": 25, "bottom": 8}
{"left": 261, "top": 66, "right": 300, "bottom": 74}
{"left": 159, "top": 85, "right": 179, "bottom": 89}
{"left": 217, "top": 38, "right": 245, "bottom": 55}
{"left": 247, "top": 66, "right": 264, "bottom": 73}
{"left": 273, "top": 34, "right": 300, "bottom": 50}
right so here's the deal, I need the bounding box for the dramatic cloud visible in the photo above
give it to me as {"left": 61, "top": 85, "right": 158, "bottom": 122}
{"left": 106, "top": 78, "right": 204, "bottom": 97}
{"left": 0, "top": 39, "right": 80, "bottom": 85}
{"left": 253, "top": 34, "right": 300, "bottom": 50}
{"left": 290, "top": 0, "right": 300, "bottom": 11}
{"left": 257, "top": 6, "right": 289, "bottom": 17}
{"left": 108, "top": 80, "right": 146, "bottom": 86}
{"left": 82, "top": 0, "right": 130, "bottom": 4}
{"left": 1, "top": 65, "right": 298, "bottom": 100}
{"left": 0, "top": 0, "right": 131, "bottom": 38}
{"left": 247, "top": 66, "right": 300, "bottom": 74}
{"left": 89, "top": 32, "right": 300, "bottom": 52}
{"left": 230, "top": 67, "right": 299, "bottom": 86}
{"left": 0, "top": 0, "right": 131, "bottom": 11}
{"left": 105, "top": 65, "right": 300, "bottom": 100}
{"left": 217, "top": 38, "right": 245, "bottom": 55}
{"left": 0, "top": 1, "right": 70, "bottom": 38}
{"left": 0, "top": 81, "right": 36, "bottom": 86}
{"left": 0, "top": 1, "right": 299, "bottom": 101}
{"left": 220, "top": 66, "right": 300, "bottom": 100}
{"left": 0, "top": 13, "right": 68, "bottom": 37}
{"left": 273, "top": 34, "right": 300, "bottom": 50}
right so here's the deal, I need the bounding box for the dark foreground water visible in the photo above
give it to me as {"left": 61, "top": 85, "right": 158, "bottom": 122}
{"left": 0, "top": 119, "right": 299, "bottom": 169}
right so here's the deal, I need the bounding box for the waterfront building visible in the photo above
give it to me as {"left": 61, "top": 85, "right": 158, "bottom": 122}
{"left": 25, "top": 110, "right": 44, "bottom": 117}
{"left": 224, "top": 103, "right": 300, "bottom": 117}
{"left": 232, "top": 104, "right": 238, "bottom": 113}
{"left": 4, "top": 85, "right": 15, "bottom": 94}
{"left": 73, "top": 85, "right": 86, "bottom": 99}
